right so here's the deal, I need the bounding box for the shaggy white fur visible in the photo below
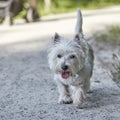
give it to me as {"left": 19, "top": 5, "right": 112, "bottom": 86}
{"left": 48, "top": 9, "right": 94, "bottom": 106}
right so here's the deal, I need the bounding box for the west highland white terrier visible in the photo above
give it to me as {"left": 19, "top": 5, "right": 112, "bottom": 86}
{"left": 48, "top": 9, "right": 94, "bottom": 106}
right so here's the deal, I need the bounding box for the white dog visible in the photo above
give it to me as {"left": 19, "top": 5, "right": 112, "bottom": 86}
{"left": 48, "top": 9, "right": 94, "bottom": 106}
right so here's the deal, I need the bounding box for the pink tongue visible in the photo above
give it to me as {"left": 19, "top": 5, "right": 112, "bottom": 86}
{"left": 62, "top": 72, "right": 69, "bottom": 79}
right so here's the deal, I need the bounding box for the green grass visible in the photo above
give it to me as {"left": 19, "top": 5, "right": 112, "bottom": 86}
{"left": 38, "top": 0, "right": 120, "bottom": 16}
{"left": 15, "top": 0, "right": 120, "bottom": 18}
{"left": 95, "top": 26, "right": 120, "bottom": 45}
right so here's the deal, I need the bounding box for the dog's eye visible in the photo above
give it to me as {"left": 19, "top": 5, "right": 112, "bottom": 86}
{"left": 57, "top": 54, "right": 62, "bottom": 58}
{"left": 70, "top": 55, "right": 75, "bottom": 59}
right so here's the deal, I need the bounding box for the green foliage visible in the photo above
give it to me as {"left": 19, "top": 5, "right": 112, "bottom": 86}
{"left": 95, "top": 26, "right": 120, "bottom": 45}
{"left": 37, "top": 0, "right": 120, "bottom": 16}
{"left": 15, "top": 0, "right": 120, "bottom": 18}
{"left": 95, "top": 26, "right": 120, "bottom": 83}
{"left": 112, "top": 54, "right": 120, "bottom": 81}
{"left": 95, "top": 26, "right": 120, "bottom": 81}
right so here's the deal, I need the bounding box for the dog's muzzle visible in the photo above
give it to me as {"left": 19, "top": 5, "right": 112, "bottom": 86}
{"left": 61, "top": 64, "right": 71, "bottom": 79}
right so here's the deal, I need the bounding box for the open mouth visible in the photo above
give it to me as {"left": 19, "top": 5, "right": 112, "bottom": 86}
{"left": 61, "top": 71, "right": 71, "bottom": 79}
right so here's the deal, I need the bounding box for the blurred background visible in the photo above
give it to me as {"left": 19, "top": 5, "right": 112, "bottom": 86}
{"left": 0, "top": 0, "right": 120, "bottom": 24}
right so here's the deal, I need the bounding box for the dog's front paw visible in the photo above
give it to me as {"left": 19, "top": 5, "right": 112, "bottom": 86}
{"left": 73, "top": 88, "right": 86, "bottom": 106}
{"left": 73, "top": 97, "right": 84, "bottom": 106}
{"left": 59, "top": 95, "right": 73, "bottom": 104}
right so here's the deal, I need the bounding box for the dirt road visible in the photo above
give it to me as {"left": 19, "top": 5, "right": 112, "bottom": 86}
{"left": 0, "top": 6, "right": 120, "bottom": 120}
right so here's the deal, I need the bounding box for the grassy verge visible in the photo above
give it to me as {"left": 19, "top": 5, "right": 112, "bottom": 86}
{"left": 95, "top": 26, "right": 120, "bottom": 83}
{"left": 95, "top": 26, "right": 120, "bottom": 45}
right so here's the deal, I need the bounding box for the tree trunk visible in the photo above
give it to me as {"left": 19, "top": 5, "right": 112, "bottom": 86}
{"left": 44, "top": 0, "right": 51, "bottom": 12}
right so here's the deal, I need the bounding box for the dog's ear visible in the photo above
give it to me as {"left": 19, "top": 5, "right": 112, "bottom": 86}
{"left": 74, "top": 34, "right": 81, "bottom": 44}
{"left": 53, "top": 32, "right": 60, "bottom": 44}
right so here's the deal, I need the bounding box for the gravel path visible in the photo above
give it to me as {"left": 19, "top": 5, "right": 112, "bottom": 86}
{"left": 0, "top": 6, "right": 120, "bottom": 120}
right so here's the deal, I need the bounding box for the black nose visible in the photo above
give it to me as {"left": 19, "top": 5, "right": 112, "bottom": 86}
{"left": 61, "top": 64, "right": 68, "bottom": 70}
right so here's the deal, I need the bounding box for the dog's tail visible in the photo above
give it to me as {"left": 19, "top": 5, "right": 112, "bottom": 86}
{"left": 75, "top": 8, "right": 83, "bottom": 37}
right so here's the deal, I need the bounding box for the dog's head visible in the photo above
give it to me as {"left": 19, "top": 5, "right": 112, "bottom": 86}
{"left": 48, "top": 33, "right": 86, "bottom": 79}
